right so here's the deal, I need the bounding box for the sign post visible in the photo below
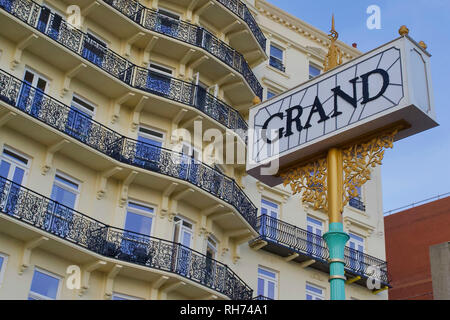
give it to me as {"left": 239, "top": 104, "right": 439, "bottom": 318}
{"left": 247, "top": 20, "right": 438, "bottom": 300}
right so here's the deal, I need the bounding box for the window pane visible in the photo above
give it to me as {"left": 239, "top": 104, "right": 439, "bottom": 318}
{"left": 0, "top": 256, "right": 4, "bottom": 270}
{"left": 267, "top": 91, "right": 275, "bottom": 100}
{"left": 112, "top": 295, "right": 128, "bottom": 300}
{"left": 309, "top": 65, "right": 321, "bottom": 79}
{"left": 258, "top": 267, "right": 276, "bottom": 279}
{"left": 50, "top": 185, "right": 77, "bottom": 209}
{"left": 54, "top": 175, "right": 79, "bottom": 190}
{"left": 306, "top": 284, "right": 322, "bottom": 295}
{"left": 267, "top": 281, "right": 275, "bottom": 299}
{"left": 262, "top": 199, "right": 278, "bottom": 209}
{"left": 3, "top": 149, "right": 28, "bottom": 165}
{"left": 138, "top": 135, "right": 162, "bottom": 148}
{"left": 182, "top": 230, "right": 191, "bottom": 247}
{"left": 0, "top": 160, "right": 11, "bottom": 179}
{"left": 125, "top": 212, "right": 152, "bottom": 236}
{"left": 12, "top": 167, "right": 25, "bottom": 185}
{"left": 270, "top": 45, "right": 283, "bottom": 60}
{"left": 29, "top": 270, "right": 59, "bottom": 299}
{"left": 257, "top": 278, "right": 265, "bottom": 296}
{"left": 128, "top": 202, "right": 154, "bottom": 214}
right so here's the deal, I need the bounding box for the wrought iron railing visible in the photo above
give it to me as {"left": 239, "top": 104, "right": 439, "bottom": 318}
{"left": 253, "top": 295, "right": 273, "bottom": 300}
{"left": 103, "top": 0, "right": 263, "bottom": 100}
{"left": 0, "top": 0, "right": 249, "bottom": 140}
{"left": 256, "top": 215, "right": 389, "bottom": 285}
{"left": 349, "top": 197, "right": 366, "bottom": 211}
{"left": 214, "top": 0, "right": 266, "bottom": 51}
{"left": 0, "top": 177, "right": 253, "bottom": 300}
{"left": 0, "top": 69, "right": 258, "bottom": 230}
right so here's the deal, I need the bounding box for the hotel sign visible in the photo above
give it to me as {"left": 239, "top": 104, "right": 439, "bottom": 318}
{"left": 247, "top": 36, "right": 438, "bottom": 186}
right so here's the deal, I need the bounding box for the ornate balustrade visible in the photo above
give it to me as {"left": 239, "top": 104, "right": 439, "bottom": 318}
{"left": 0, "top": 0, "right": 249, "bottom": 140}
{"left": 0, "top": 177, "right": 253, "bottom": 299}
{"left": 214, "top": 0, "right": 266, "bottom": 51}
{"left": 0, "top": 69, "right": 258, "bottom": 230}
{"left": 256, "top": 215, "right": 389, "bottom": 285}
{"left": 103, "top": 0, "right": 263, "bottom": 99}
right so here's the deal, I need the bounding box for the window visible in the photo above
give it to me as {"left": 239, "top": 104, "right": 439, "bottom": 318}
{"left": 158, "top": 8, "right": 180, "bottom": 20}
{"left": 306, "top": 283, "right": 324, "bottom": 300}
{"left": 149, "top": 62, "right": 173, "bottom": 77}
{"left": 37, "top": 3, "right": 66, "bottom": 36}
{"left": 0, "top": 148, "right": 29, "bottom": 184}
{"left": 19, "top": 69, "right": 49, "bottom": 117}
{"left": 112, "top": 292, "right": 143, "bottom": 300}
{"left": 267, "top": 90, "right": 276, "bottom": 100}
{"left": 173, "top": 217, "right": 194, "bottom": 276}
{"left": 0, "top": 148, "right": 30, "bottom": 216}
{"left": 306, "top": 216, "right": 324, "bottom": 257}
{"left": 173, "top": 217, "right": 193, "bottom": 248}
{"left": 28, "top": 269, "right": 60, "bottom": 300}
{"left": 257, "top": 267, "right": 277, "bottom": 300}
{"left": 82, "top": 31, "right": 108, "bottom": 67}
{"left": 269, "top": 44, "right": 285, "bottom": 72}
{"left": 0, "top": 253, "right": 7, "bottom": 287}
{"left": 51, "top": 173, "right": 80, "bottom": 209}
{"left": 349, "top": 185, "right": 365, "bottom": 211}
{"left": 138, "top": 126, "right": 165, "bottom": 148}
{"left": 47, "top": 173, "right": 80, "bottom": 236}
{"left": 66, "top": 95, "right": 95, "bottom": 139}
{"left": 260, "top": 198, "right": 279, "bottom": 238}
{"left": 309, "top": 64, "right": 321, "bottom": 79}
{"left": 348, "top": 233, "right": 365, "bottom": 272}
{"left": 125, "top": 201, "right": 155, "bottom": 236}
{"left": 206, "top": 236, "right": 217, "bottom": 260}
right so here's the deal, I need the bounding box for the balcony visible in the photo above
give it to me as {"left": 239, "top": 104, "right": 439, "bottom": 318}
{"left": 349, "top": 197, "right": 366, "bottom": 212}
{"left": 101, "top": 0, "right": 263, "bottom": 100}
{"left": 0, "top": 177, "right": 253, "bottom": 300}
{"left": 250, "top": 215, "right": 390, "bottom": 288}
{"left": 0, "top": 68, "right": 258, "bottom": 231}
{"left": 269, "top": 56, "right": 286, "bottom": 73}
{"left": 0, "top": 0, "right": 249, "bottom": 140}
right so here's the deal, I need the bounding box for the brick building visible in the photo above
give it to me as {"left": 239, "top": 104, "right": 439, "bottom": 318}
{"left": 384, "top": 196, "right": 450, "bottom": 300}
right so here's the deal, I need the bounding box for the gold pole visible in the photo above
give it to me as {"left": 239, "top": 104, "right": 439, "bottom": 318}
{"left": 326, "top": 148, "right": 343, "bottom": 223}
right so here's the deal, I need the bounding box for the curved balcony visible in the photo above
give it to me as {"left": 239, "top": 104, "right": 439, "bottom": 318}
{"left": 102, "top": 0, "right": 263, "bottom": 100}
{"left": 214, "top": 0, "right": 266, "bottom": 51}
{"left": 0, "top": 177, "right": 253, "bottom": 300}
{"left": 0, "top": 69, "right": 258, "bottom": 230}
{"left": 0, "top": 0, "right": 248, "bottom": 141}
{"left": 252, "top": 215, "right": 390, "bottom": 288}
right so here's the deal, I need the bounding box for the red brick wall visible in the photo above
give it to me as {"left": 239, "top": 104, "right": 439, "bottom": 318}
{"left": 384, "top": 196, "right": 450, "bottom": 300}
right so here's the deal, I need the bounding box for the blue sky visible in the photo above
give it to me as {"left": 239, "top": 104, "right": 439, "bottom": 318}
{"left": 267, "top": 0, "right": 450, "bottom": 212}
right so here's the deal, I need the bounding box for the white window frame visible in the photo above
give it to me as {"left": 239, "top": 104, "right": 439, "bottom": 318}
{"left": 269, "top": 42, "right": 285, "bottom": 70}
{"left": 149, "top": 61, "right": 173, "bottom": 77}
{"left": 309, "top": 63, "right": 321, "bottom": 80}
{"left": 348, "top": 233, "right": 365, "bottom": 252}
{"left": 157, "top": 7, "right": 181, "bottom": 20}
{"left": 260, "top": 198, "right": 279, "bottom": 219}
{"left": 71, "top": 94, "right": 96, "bottom": 118}
{"left": 257, "top": 266, "right": 278, "bottom": 300}
{"left": 306, "top": 216, "right": 324, "bottom": 236}
{"left": 206, "top": 235, "right": 218, "bottom": 259}
{"left": 138, "top": 126, "right": 165, "bottom": 147}
{"left": 0, "top": 253, "right": 8, "bottom": 288}
{"left": 306, "top": 282, "right": 324, "bottom": 300}
{"left": 125, "top": 200, "right": 156, "bottom": 236}
{"left": 112, "top": 292, "right": 143, "bottom": 300}
{"left": 52, "top": 171, "right": 81, "bottom": 210}
{"left": 173, "top": 216, "right": 194, "bottom": 248}
{"left": 23, "top": 67, "right": 50, "bottom": 93}
{"left": 0, "top": 146, "right": 30, "bottom": 184}
{"left": 28, "top": 268, "right": 62, "bottom": 300}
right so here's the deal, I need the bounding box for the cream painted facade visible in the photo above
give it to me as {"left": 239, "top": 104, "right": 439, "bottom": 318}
{"left": 0, "top": 0, "right": 387, "bottom": 300}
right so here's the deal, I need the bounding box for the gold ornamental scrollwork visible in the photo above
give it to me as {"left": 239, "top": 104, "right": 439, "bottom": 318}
{"left": 280, "top": 128, "right": 399, "bottom": 212}
{"left": 342, "top": 129, "right": 398, "bottom": 208}
{"left": 281, "top": 157, "right": 328, "bottom": 211}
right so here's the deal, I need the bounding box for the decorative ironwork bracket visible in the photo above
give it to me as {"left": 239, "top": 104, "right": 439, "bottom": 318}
{"left": 281, "top": 129, "right": 398, "bottom": 212}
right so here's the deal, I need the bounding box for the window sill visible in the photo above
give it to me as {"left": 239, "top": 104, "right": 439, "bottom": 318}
{"left": 267, "top": 64, "right": 290, "bottom": 79}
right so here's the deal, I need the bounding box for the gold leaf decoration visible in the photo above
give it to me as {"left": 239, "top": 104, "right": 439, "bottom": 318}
{"left": 281, "top": 158, "right": 328, "bottom": 211}
{"left": 342, "top": 129, "right": 398, "bottom": 208}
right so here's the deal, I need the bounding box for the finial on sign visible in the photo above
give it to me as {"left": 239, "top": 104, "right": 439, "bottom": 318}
{"left": 253, "top": 96, "right": 261, "bottom": 105}
{"left": 419, "top": 41, "right": 427, "bottom": 50}
{"left": 323, "top": 14, "right": 343, "bottom": 72}
{"left": 399, "top": 25, "right": 409, "bottom": 36}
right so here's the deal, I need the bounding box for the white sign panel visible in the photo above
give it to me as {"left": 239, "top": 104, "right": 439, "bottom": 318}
{"left": 247, "top": 36, "right": 438, "bottom": 186}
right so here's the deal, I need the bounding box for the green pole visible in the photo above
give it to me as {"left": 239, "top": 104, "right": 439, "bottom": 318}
{"left": 323, "top": 222, "right": 349, "bottom": 300}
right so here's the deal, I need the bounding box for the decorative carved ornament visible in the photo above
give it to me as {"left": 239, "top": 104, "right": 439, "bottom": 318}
{"left": 281, "top": 129, "right": 398, "bottom": 212}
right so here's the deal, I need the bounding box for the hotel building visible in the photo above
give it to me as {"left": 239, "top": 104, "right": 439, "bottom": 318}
{"left": 0, "top": 0, "right": 388, "bottom": 300}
